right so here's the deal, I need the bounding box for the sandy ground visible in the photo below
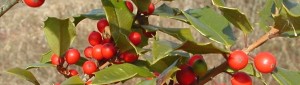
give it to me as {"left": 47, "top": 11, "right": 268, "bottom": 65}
{"left": 0, "top": 0, "right": 299, "bottom": 85}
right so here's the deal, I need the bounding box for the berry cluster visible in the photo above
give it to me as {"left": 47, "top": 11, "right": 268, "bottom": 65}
{"left": 227, "top": 50, "right": 277, "bottom": 85}
{"left": 176, "top": 54, "right": 208, "bottom": 85}
{"left": 23, "top": 0, "right": 45, "bottom": 7}
{"left": 50, "top": 1, "right": 156, "bottom": 84}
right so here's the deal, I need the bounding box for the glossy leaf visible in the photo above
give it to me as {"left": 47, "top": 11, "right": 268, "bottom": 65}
{"left": 93, "top": 63, "right": 153, "bottom": 84}
{"left": 40, "top": 50, "right": 52, "bottom": 63}
{"left": 153, "top": 4, "right": 187, "bottom": 23}
{"left": 157, "top": 60, "right": 180, "bottom": 85}
{"left": 61, "top": 76, "right": 84, "bottom": 85}
{"left": 141, "top": 25, "right": 195, "bottom": 42}
{"left": 212, "top": 0, "right": 253, "bottom": 35}
{"left": 272, "top": 67, "right": 300, "bottom": 85}
{"left": 274, "top": 5, "right": 300, "bottom": 37}
{"left": 82, "top": 9, "right": 106, "bottom": 20}
{"left": 76, "top": 57, "right": 88, "bottom": 66}
{"left": 25, "top": 63, "right": 53, "bottom": 70}
{"left": 150, "top": 40, "right": 181, "bottom": 65}
{"left": 150, "top": 51, "right": 188, "bottom": 73}
{"left": 44, "top": 17, "right": 76, "bottom": 56}
{"left": 226, "top": 63, "right": 261, "bottom": 77}
{"left": 102, "top": 0, "right": 135, "bottom": 52}
{"left": 137, "top": 78, "right": 157, "bottom": 85}
{"left": 182, "top": 9, "right": 236, "bottom": 47}
{"left": 178, "top": 40, "right": 230, "bottom": 54}
{"left": 258, "top": 0, "right": 275, "bottom": 30}
{"left": 132, "top": 0, "right": 151, "bottom": 12}
{"left": 6, "top": 68, "right": 39, "bottom": 85}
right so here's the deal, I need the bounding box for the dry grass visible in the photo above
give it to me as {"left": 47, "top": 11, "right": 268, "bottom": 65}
{"left": 0, "top": 0, "right": 299, "bottom": 85}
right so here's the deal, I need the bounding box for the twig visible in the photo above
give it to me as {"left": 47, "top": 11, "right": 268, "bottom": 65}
{"left": 99, "top": 61, "right": 110, "bottom": 70}
{"left": 243, "top": 27, "right": 280, "bottom": 54}
{"left": 197, "top": 61, "right": 228, "bottom": 85}
{"left": 0, "top": 0, "right": 20, "bottom": 17}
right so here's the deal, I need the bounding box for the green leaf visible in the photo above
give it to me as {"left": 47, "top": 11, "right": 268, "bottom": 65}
{"left": 212, "top": 0, "right": 253, "bottom": 35}
{"left": 274, "top": 5, "right": 300, "bottom": 37}
{"left": 182, "top": 8, "right": 236, "bottom": 47}
{"left": 272, "top": 67, "right": 300, "bottom": 85}
{"left": 150, "top": 51, "right": 188, "bottom": 73}
{"left": 6, "top": 68, "right": 39, "bottom": 85}
{"left": 137, "top": 79, "right": 157, "bottom": 85}
{"left": 258, "top": 0, "right": 275, "bottom": 30}
{"left": 44, "top": 17, "right": 76, "bottom": 56}
{"left": 102, "top": 0, "right": 135, "bottom": 52}
{"left": 178, "top": 40, "right": 230, "bottom": 54}
{"left": 73, "top": 15, "right": 86, "bottom": 26}
{"left": 25, "top": 63, "right": 53, "bottom": 70}
{"left": 40, "top": 50, "right": 52, "bottom": 63}
{"left": 61, "top": 76, "right": 84, "bottom": 85}
{"left": 142, "top": 25, "right": 195, "bottom": 42}
{"left": 93, "top": 63, "right": 153, "bottom": 84}
{"left": 157, "top": 60, "right": 180, "bottom": 85}
{"left": 150, "top": 40, "right": 180, "bottom": 65}
{"left": 132, "top": 0, "right": 151, "bottom": 12}
{"left": 226, "top": 63, "right": 261, "bottom": 77}
{"left": 153, "top": 4, "right": 187, "bottom": 23}
{"left": 82, "top": 9, "right": 106, "bottom": 20}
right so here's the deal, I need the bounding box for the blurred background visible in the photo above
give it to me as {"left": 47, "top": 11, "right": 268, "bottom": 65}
{"left": 0, "top": 0, "right": 299, "bottom": 85}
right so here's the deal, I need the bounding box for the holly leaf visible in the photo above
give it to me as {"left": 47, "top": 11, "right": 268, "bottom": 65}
{"left": 6, "top": 68, "right": 39, "bottom": 85}
{"left": 178, "top": 41, "right": 230, "bottom": 54}
{"left": 212, "top": 0, "right": 253, "bottom": 35}
{"left": 272, "top": 67, "right": 300, "bottom": 85}
{"left": 61, "top": 76, "right": 84, "bottom": 85}
{"left": 132, "top": 0, "right": 151, "bottom": 12}
{"left": 149, "top": 40, "right": 181, "bottom": 65}
{"left": 153, "top": 4, "right": 187, "bottom": 23}
{"left": 25, "top": 63, "right": 53, "bottom": 70}
{"left": 102, "top": 0, "right": 135, "bottom": 52}
{"left": 258, "top": 0, "right": 275, "bottom": 30}
{"left": 93, "top": 63, "right": 153, "bottom": 84}
{"left": 141, "top": 25, "right": 195, "bottom": 42}
{"left": 226, "top": 63, "right": 261, "bottom": 77}
{"left": 40, "top": 50, "right": 52, "bottom": 63}
{"left": 137, "top": 78, "right": 157, "bottom": 85}
{"left": 82, "top": 9, "right": 106, "bottom": 20}
{"left": 44, "top": 17, "right": 76, "bottom": 56}
{"left": 274, "top": 5, "right": 300, "bottom": 37}
{"left": 157, "top": 60, "right": 180, "bottom": 85}
{"left": 182, "top": 8, "right": 236, "bottom": 47}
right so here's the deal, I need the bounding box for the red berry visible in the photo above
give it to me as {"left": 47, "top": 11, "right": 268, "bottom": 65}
{"left": 88, "top": 31, "right": 102, "bottom": 46}
{"left": 129, "top": 32, "right": 142, "bottom": 46}
{"left": 85, "top": 80, "right": 92, "bottom": 85}
{"left": 23, "top": 0, "right": 44, "bottom": 7}
{"left": 51, "top": 54, "right": 64, "bottom": 65}
{"left": 82, "top": 61, "right": 97, "bottom": 75}
{"left": 228, "top": 50, "right": 249, "bottom": 70}
{"left": 102, "top": 38, "right": 113, "bottom": 44}
{"left": 68, "top": 69, "right": 78, "bottom": 76}
{"left": 92, "top": 44, "right": 103, "bottom": 60}
{"left": 254, "top": 52, "right": 277, "bottom": 73}
{"left": 54, "top": 83, "right": 60, "bottom": 85}
{"left": 101, "top": 43, "right": 116, "bottom": 59}
{"left": 188, "top": 54, "right": 204, "bottom": 66}
{"left": 125, "top": 1, "right": 134, "bottom": 13}
{"left": 97, "top": 19, "right": 109, "bottom": 33}
{"left": 176, "top": 64, "right": 197, "bottom": 85}
{"left": 143, "top": 3, "right": 155, "bottom": 15}
{"left": 231, "top": 72, "right": 252, "bottom": 85}
{"left": 121, "top": 52, "right": 139, "bottom": 63}
{"left": 65, "top": 48, "right": 80, "bottom": 64}
{"left": 84, "top": 46, "right": 93, "bottom": 58}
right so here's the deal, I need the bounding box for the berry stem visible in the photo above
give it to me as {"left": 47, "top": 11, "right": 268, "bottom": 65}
{"left": 0, "top": 0, "right": 20, "bottom": 17}
{"left": 99, "top": 61, "right": 110, "bottom": 70}
{"left": 243, "top": 27, "right": 280, "bottom": 54}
